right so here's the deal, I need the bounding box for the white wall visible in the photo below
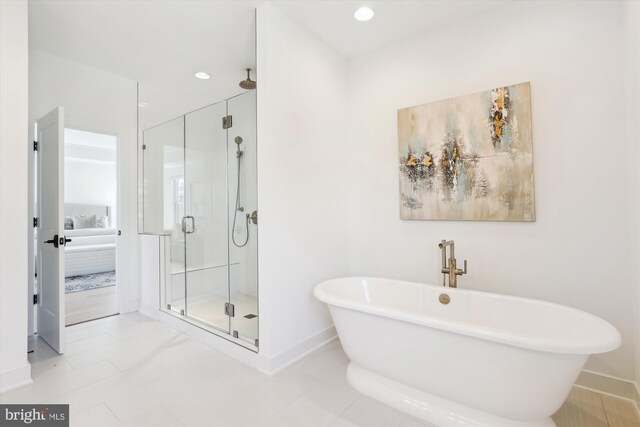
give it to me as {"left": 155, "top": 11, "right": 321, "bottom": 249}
{"left": 346, "top": 0, "right": 636, "bottom": 381}
{"left": 65, "top": 129, "right": 118, "bottom": 225}
{"left": 622, "top": 0, "right": 640, "bottom": 386}
{"left": 0, "top": 0, "right": 32, "bottom": 392}
{"left": 256, "top": 3, "right": 350, "bottom": 367}
{"left": 30, "top": 51, "right": 139, "bottom": 313}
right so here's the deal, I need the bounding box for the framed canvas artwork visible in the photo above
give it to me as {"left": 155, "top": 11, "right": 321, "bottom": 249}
{"left": 398, "top": 82, "right": 535, "bottom": 221}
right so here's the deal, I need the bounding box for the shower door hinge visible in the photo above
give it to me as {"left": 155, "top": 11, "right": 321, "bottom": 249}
{"left": 142, "top": 144, "right": 147, "bottom": 150}
{"left": 33, "top": 217, "right": 38, "bottom": 227}
{"left": 222, "top": 115, "right": 233, "bottom": 129}
{"left": 33, "top": 294, "right": 38, "bottom": 305}
{"left": 33, "top": 141, "right": 38, "bottom": 151}
{"left": 224, "top": 302, "right": 235, "bottom": 317}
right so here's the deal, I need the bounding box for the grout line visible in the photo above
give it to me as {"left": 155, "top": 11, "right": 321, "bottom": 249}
{"left": 104, "top": 401, "right": 124, "bottom": 425}
{"left": 599, "top": 393, "right": 612, "bottom": 427}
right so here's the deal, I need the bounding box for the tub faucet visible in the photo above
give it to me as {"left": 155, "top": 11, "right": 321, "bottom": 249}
{"left": 439, "top": 240, "right": 467, "bottom": 288}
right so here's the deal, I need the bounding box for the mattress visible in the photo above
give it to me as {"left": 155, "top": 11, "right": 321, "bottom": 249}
{"left": 63, "top": 228, "right": 116, "bottom": 276}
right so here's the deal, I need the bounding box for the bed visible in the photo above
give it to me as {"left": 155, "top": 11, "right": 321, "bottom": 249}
{"left": 64, "top": 203, "right": 116, "bottom": 277}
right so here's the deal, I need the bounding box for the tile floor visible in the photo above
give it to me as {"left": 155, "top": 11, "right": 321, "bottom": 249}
{"left": 66, "top": 285, "right": 118, "bottom": 326}
{"left": 1, "top": 312, "right": 638, "bottom": 427}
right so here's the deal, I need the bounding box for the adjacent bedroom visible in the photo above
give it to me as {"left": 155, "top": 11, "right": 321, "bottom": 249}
{"left": 62, "top": 128, "right": 118, "bottom": 325}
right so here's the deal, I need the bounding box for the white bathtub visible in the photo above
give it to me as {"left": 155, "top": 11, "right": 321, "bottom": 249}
{"left": 314, "top": 277, "right": 621, "bottom": 427}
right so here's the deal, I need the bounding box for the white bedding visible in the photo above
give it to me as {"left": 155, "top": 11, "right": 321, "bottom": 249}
{"left": 64, "top": 228, "right": 116, "bottom": 277}
{"left": 65, "top": 228, "right": 116, "bottom": 237}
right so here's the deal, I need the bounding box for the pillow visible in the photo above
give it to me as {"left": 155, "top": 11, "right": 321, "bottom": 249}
{"left": 64, "top": 217, "right": 74, "bottom": 230}
{"left": 72, "top": 214, "right": 97, "bottom": 229}
{"left": 96, "top": 215, "right": 110, "bottom": 228}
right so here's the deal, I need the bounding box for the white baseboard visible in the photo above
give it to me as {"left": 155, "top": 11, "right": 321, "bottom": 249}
{"left": 576, "top": 369, "right": 640, "bottom": 409}
{"left": 257, "top": 325, "right": 337, "bottom": 375}
{"left": 143, "top": 303, "right": 338, "bottom": 375}
{"left": 0, "top": 364, "right": 32, "bottom": 393}
{"left": 118, "top": 299, "right": 139, "bottom": 315}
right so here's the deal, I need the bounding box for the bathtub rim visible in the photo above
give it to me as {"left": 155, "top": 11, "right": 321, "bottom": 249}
{"left": 314, "top": 276, "right": 621, "bottom": 355}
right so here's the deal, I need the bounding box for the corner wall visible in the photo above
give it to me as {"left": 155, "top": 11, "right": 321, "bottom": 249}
{"left": 256, "top": 3, "right": 350, "bottom": 370}
{"left": 0, "top": 0, "right": 31, "bottom": 392}
{"left": 346, "top": 0, "right": 636, "bottom": 381}
{"left": 623, "top": 0, "right": 640, "bottom": 389}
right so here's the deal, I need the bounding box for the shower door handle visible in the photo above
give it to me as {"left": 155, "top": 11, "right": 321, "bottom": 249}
{"left": 181, "top": 216, "right": 195, "bottom": 234}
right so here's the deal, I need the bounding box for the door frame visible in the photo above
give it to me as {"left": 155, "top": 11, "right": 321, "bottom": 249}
{"left": 28, "top": 120, "right": 131, "bottom": 335}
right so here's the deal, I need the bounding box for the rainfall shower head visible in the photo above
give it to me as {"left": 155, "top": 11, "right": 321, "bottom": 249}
{"left": 239, "top": 68, "right": 256, "bottom": 90}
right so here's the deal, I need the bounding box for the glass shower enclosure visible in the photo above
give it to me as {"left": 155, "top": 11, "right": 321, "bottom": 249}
{"left": 140, "top": 91, "right": 258, "bottom": 349}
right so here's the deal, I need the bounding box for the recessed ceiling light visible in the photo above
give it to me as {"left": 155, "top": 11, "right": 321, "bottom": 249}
{"left": 354, "top": 6, "right": 375, "bottom": 22}
{"left": 138, "top": 102, "right": 149, "bottom": 108}
{"left": 194, "top": 72, "right": 211, "bottom": 80}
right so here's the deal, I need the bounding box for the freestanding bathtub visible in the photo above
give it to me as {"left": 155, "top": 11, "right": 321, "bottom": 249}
{"left": 314, "top": 277, "right": 621, "bottom": 427}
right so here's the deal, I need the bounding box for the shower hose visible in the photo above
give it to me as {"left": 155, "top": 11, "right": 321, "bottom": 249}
{"left": 232, "top": 153, "right": 250, "bottom": 248}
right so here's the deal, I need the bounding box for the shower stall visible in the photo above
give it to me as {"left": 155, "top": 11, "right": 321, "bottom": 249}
{"left": 140, "top": 91, "right": 258, "bottom": 349}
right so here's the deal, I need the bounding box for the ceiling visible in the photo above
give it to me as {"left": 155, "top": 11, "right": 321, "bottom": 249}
{"left": 29, "top": 0, "right": 259, "bottom": 127}
{"left": 271, "top": 1, "right": 510, "bottom": 58}
{"left": 29, "top": 0, "right": 509, "bottom": 126}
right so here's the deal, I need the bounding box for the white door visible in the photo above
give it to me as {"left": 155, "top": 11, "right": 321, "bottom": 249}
{"left": 36, "top": 107, "right": 65, "bottom": 354}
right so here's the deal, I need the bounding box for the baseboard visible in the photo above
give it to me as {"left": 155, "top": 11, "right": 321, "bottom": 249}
{"left": 0, "top": 364, "right": 32, "bottom": 393}
{"left": 257, "top": 325, "right": 337, "bottom": 375}
{"left": 148, "top": 305, "right": 336, "bottom": 374}
{"left": 576, "top": 369, "right": 639, "bottom": 409}
{"left": 118, "top": 299, "right": 139, "bottom": 315}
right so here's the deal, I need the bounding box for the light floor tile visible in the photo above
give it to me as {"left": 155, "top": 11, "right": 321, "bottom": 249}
{"left": 0, "top": 360, "right": 120, "bottom": 404}
{"left": 121, "top": 406, "right": 184, "bottom": 427}
{"left": 30, "top": 357, "right": 76, "bottom": 380}
{"left": 552, "top": 387, "right": 608, "bottom": 427}
{"left": 3, "top": 313, "right": 639, "bottom": 427}
{"left": 64, "top": 334, "right": 117, "bottom": 356}
{"left": 186, "top": 409, "right": 247, "bottom": 427}
{"left": 282, "top": 375, "right": 360, "bottom": 427}
{"left": 216, "top": 376, "right": 310, "bottom": 425}
{"left": 71, "top": 403, "right": 122, "bottom": 427}
{"left": 601, "top": 394, "right": 640, "bottom": 427}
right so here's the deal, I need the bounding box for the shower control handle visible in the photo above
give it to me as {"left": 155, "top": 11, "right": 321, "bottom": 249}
{"left": 181, "top": 216, "right": 195, "bottom": 234}
{"left": 248, "top": 211, "right": 258, "bottom": 225}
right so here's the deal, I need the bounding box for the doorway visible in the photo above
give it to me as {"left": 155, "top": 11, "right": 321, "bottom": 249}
{"left": 62, "top": 128, "right": 119, "bottom": 325}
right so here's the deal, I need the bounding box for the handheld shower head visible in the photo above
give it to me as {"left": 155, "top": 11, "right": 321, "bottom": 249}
{"left": 235, "top": 136, "right": 243, "bottom": 145}
{"left": 239, "top": 68, "right": 256, "bottom": 90}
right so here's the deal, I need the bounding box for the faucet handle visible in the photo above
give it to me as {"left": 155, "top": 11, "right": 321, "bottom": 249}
{"left": 455, "top": 260, "right": 467, "bottom": 276}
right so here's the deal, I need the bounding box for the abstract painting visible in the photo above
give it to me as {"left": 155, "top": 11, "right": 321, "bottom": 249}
{"left": 398, "top": 82, "right": 535, "bottom": 221}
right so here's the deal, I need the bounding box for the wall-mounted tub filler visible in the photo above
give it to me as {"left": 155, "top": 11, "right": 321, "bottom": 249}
{"left": 439, "top": 239, "right": 467, "bottom": 288}
{"left": 314, "top": 277, "right": 621, "bottom": 427}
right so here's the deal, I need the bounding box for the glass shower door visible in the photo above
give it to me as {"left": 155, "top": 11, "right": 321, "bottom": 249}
{"left": 142, "top": 117, "right": 186, "bottom": 316}
{"left": 183, "top": 101, "right": 230, "bottom": 333}
{"left": 141, "top": 92, "right": 258, "bottom": 349}
{"left": 227, "top": 91, "right": 258, "bottom": 345}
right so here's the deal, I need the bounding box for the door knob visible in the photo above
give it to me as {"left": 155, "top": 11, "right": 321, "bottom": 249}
{"left": 44, "top": 234, "right": 59, "bottom": 248}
